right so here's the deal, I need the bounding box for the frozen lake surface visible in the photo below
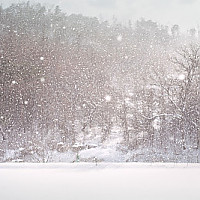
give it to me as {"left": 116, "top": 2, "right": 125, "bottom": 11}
{"left": 0, "top": 162, "right": 200, "bottom": 200}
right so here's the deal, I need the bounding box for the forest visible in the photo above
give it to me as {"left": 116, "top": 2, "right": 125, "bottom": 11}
{"left": 0, "top": 2, "right": 199, "bottom": 163}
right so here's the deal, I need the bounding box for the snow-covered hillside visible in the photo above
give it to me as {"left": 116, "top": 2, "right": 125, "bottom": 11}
{"left": 2, "top": 125, "right": 200, "bottom": 163}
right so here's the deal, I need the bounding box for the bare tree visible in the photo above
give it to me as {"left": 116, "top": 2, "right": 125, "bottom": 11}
{"left": 153, "top": 45, "right": 200, "bottom": 151}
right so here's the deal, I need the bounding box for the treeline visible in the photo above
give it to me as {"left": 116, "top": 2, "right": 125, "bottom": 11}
{"left": 0, "top": 2, "right": 199, "bottom": 162}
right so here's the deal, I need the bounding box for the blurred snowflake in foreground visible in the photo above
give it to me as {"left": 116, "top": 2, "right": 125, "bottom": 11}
{"left": 117, "top": 35, "right": 122, "bottom": 42}
{"left": 105, "top": 95, "right": 111, "bottom": 102}
{"left": 178, "top": 74, "right": 185, "bottom": 80}
{"left": 40, "top": 77, "right": 45, "bottom": 82}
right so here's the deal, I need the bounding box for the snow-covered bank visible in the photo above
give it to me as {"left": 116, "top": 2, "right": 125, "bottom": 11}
{"left": 0, "top": 163, "right": 200, "bottom": 200}
{"left": 1, "top": 162, "right": 200, "bottom": 169}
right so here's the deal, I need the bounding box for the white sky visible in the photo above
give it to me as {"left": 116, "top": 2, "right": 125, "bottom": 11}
{"left": 2, "top": 0, "right": 200, "bottom": 32}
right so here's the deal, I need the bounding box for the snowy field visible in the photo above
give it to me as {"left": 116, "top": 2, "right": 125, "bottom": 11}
{"left": 0, "top": 163, "right": 200, "bottom": 200}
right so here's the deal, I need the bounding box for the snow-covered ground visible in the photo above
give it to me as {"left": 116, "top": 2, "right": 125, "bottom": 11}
{"left": 0, "top": 163, "right": 200, "bottom": 200}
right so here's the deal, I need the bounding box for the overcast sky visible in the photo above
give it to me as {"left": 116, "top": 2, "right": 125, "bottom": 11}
{"left": 2, "top": 0, "right": 200, "bottom": 32}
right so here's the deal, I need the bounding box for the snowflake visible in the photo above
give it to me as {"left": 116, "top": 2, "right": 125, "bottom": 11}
{"left": 128, "top": 92, "right": 134, "bottom": 96}
{"left": 40, "top": 57, "right": 44, "bottom": 61}
{"left": 40, "top": 77, "right": 45, "bottom": 82}
{"left": 12, "top": 80, "right": 16, "bottom": 84}
{"left": 178, "top": 74, "right": 185, "bottom": 80}
{"left": 117, "top": 35, "right": 122, "bottom": 42}
{"left": 24, "top": 100, "right": 28, "bottom": 105}
{"left": 105, "top": 95, "right": 111, "bottom": 102}
{"left": 0, "top": 116, "right": 4, "bottom": 119}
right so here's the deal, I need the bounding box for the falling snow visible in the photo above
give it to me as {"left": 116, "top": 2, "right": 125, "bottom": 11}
{"left": 40, "top": 77, "right": 45, "bottom": 82}
{"left": 24, "top": 101, "right": 28, "bottom": 105}
{"left": 178, "top": 74, "right": 185, "bottom": 80}
{"left": 0, "top": 2, "right": 199, "bottom": 164}
{"left": 117, "top": 35, "right": 122, "bottom": 42}
{"left": 105, "top": 95, "right": 112, "bottom": 102}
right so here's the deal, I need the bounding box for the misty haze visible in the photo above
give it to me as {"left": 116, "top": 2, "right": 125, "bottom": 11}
{"left": 0, "top": 1, "right": 200, "bottom": 200}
